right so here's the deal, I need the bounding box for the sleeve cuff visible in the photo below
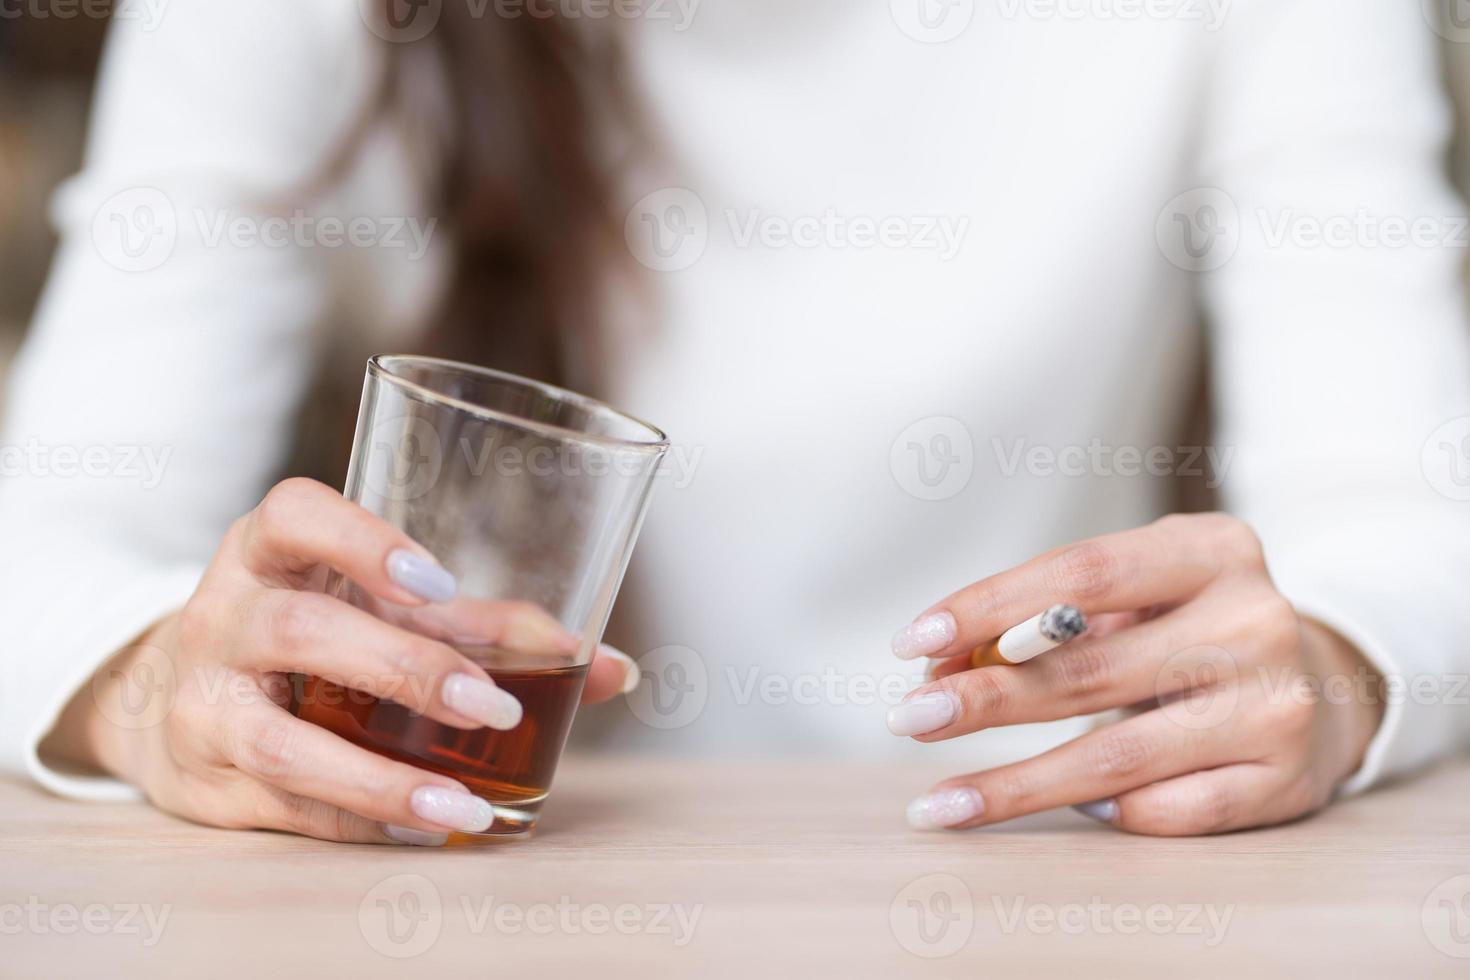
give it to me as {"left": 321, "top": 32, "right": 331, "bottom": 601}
{"left": 2, "top": 563, "right": 204, "bottom": 802}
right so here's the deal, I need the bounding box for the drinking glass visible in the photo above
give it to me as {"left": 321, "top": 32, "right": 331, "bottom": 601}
{"left": 293, "top": 355, "right": 667, "bottom": 835}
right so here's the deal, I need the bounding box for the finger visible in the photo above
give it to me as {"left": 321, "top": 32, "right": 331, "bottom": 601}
{"left": 1074, "top": 762, "right": 1321, "bottom": 836}
{"left": 924, "top": 608, "right": 1157, "bottom": 683}
{"left": 896, "top": 600, "right": 1249, "bottom": 739}
{"left": 237, "top": 477, "right": 455, "bottom": 607}
{"left": 242, "top": 589, "right": 522, "bottom": 731}
{"left": 223, "top": 701, "right": 501, "bottom": 835}
{"left": 893, "top": 513, "right": 1263, "bottom": 662}
{"left": 399, "top": 597, "right": 580, "bottom": 657}
{"left": 583, "top": 644, "right": 639, "bottom": 704}
{"left": 904, "top": 703, "right": 1252, "bottom": 830}
{"left": 249, "top": 785, "right": 413, "bottom": 845}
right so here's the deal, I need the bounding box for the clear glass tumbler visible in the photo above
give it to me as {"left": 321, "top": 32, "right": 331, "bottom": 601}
{"left": 293, "top": 355, "right": 667, "bottom": 835}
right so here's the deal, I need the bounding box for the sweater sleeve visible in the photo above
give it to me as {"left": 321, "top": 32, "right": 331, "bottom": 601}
{"left": 0, "top": 0, "right": 381, "bottom": 798}
{"left": 1196, "top": 0, "right": 1470, "bottom": 791}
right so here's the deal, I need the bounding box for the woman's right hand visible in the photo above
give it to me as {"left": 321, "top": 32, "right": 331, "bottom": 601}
{"left": 43, "top": 478, "right": 636, "bottom": 845}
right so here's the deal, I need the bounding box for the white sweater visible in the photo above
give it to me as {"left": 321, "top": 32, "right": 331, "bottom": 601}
{"left": 4, "top": 0, "right": 1470, "bottom": 801}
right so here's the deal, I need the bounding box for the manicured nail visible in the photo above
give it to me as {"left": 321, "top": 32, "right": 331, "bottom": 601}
{"left": 383, "top": 823, "right": 449, "bottom": 847}
{"left": 387, "top": 549, "right": 457, "bottom": 603}
{"left": 598, "top": 644, "right": 642, "bottom": 695}
{"left": 892, "top": 612, "right": 957, "bottom": 660}
{"left": 1074, "top": 798, "right": 1118, "bottom": 824}
{"left": 442, "top": 673, "right": 523, "bottom": 730}
{"left": 410, "top": 786, "right": 494, "bottom": 832}
{"left": 906, "top": 787, "right": 985, "bottom": 830}
{"left": 886, "top": 691, "right": 959, "bottom": 736}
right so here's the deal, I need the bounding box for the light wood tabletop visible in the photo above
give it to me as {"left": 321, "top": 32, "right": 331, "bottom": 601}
{"left": 5, "top": 754, "right": 1470, "bottom": 978}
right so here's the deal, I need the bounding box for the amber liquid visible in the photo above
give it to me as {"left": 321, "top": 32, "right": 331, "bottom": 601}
{"left": 293, "top": 647, "right": 588, "bottom": 834}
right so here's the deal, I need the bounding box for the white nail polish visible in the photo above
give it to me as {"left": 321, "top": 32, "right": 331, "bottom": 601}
{"left": 442, "top": 673, "right": 523, "bottom": 730}
{"left": 384, "top": 823, "right": 449, "bottom": 847}
{"left": 386, "top": 549, "right": 457, "bottom": 603}
{"left": 886, "top": 691, "right": 959, "bottom": 736}
{"left": 892, "top": 612, "right": 957, "bottom": 660}
{"left": 410, "top": 786, "right": 494, "bottom": 832}
{"left": 598, "top": 644, "right": 642, "bottom": 695}
{"left": 1074, "top": 799, "right": 1118, "bottom": 824}
{"left": 906, "top": 788, "right": 985, "bottom": 830}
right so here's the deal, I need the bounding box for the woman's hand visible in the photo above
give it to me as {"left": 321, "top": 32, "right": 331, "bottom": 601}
{"left": 42, "top": 478, "right": 636, "bottom": 844}
{"left": 887, "top": 513, "right": 1385, "bottom": 836}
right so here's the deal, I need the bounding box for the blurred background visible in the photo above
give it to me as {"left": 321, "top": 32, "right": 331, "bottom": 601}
{"left": 5, "top": 5, "right": 1470, "bottom": 398}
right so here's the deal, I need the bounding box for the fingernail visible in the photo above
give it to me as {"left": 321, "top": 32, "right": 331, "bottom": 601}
{"left": 383, "top": 823, "right": 449, "bottom": 847}
{"left": 410, "top": 786, "right": 494, "bottom": 832}
{"left": 1074, "top": 798, "right": 1118, "bottom": 824}
{"left": 599, "top": 644, "right": 642, "bottom": 695}
{"left": 886, "top": 691, "right": 959, "bottom": 736}
{"left": 892, "top": 612, "right": 957, "bottom": 660}
{"left": 387, "top": 549, "right": 457, "bottom": 603}
{"left": 442, "top": 673, "right": 523, "bottom": 730}
{"left": 906, "top": 787, "right": 985, "bottom": 830}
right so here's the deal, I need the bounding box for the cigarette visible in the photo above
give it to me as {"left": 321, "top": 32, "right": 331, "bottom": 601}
{"left": 969, "top": 604, "right": 1088, "bottom": 668}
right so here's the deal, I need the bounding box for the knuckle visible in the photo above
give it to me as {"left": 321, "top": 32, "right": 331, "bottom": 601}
{"left": 1051, "top": 542, "right": 1121, "bottom": 602}
{"left": 990, "top": 768, "right": 1034, "bottom": 810}
{"left": 251, "top": 479, "right": 322, "bottom": 547}
{"left": 380, "top": 638, "right": 453, "bottom": 703}
{"left": 953, "top": 669, "right": 1012, "bottom": 722}
{"left": 264, "top": 592, "right": 325, "bottom": 652}
{"left": 1253, "top": 594, "right": 1301, "bottom": 651}
{"left": 1266, "top": 695, "right": 1316, "bottom": 740}
{"left": 174, "top": 600, "right": 214, "bottom": 652}
{"left": 1183, "top": 782, "right": 1237, "bottom": 834}
{"left": 234, "top": 715, "right": 301, "bottom": 780}
{"left": 1091, "top": 730, "right": 1155, "bottom": 782}
{"left": 1206, "top": 513, "right": 1266, "bottom": 566}
{"left": 1050, "top": 641, "right": 1116, "bottom": 701}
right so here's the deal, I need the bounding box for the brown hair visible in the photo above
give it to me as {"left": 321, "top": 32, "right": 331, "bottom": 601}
{"left": 286, "top": 4, "right": 638, "bottom": 487}
{"left": 403, "top": 3, "right": 636, "bottom": 382}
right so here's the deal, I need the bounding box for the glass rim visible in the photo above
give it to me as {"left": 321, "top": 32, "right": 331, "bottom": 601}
{"left": 368, "top": 354, "right": 669, "bottom": 452}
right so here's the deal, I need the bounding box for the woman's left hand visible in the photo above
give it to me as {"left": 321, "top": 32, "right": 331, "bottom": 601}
{"left": 888, "top": 513, "right": 1385, "bottom": 836}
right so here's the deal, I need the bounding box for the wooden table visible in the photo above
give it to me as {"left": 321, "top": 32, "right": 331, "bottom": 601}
{"left": 6, "top": 755, "right": 1470, "bottom": 978}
